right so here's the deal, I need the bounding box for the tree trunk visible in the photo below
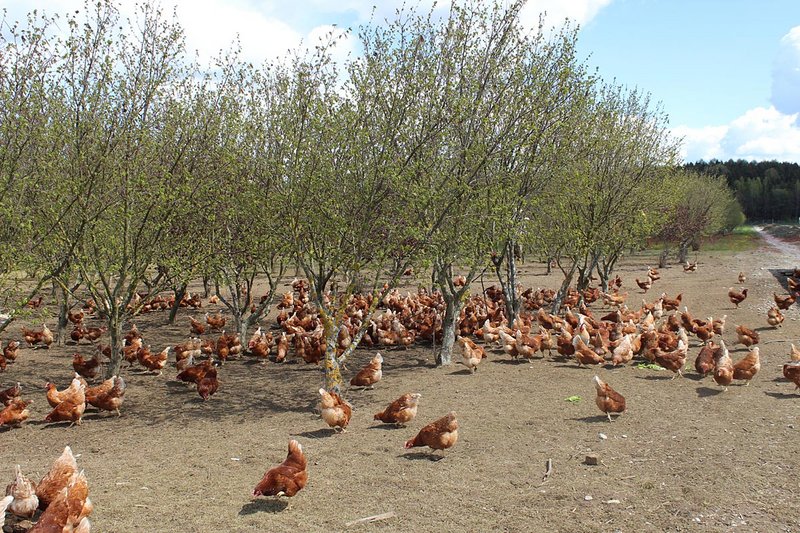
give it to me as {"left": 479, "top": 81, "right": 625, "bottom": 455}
{"left": 202, "top": 276, "right": 210, "bottom": 298}
{"left": 237, "top": 315, "right": 248, "bottom": 348}
{"left": 436, "top": 291, "right": 460, "bottom": 366}
{"left": 677, "top": 241, "right": 690, "bottom": 263}
{"left": 577, "top": 255, "right": 600, "bottom": 291}
{"left": 599, "top": 263, "right": 612, "bottom": 293}
{"left": 598, "top": 254, "right": 618, "bottom": 294}
{"left": 658, "top": 248, "right": 669, "bottom": 268}
{"left": 323, "top": 320, "right": 343, "bottom": 393}
{"left": 576, "top": 266, "right": 590, "bottom": 292}
{"left": 551, "top": 264, "right": 577, "bottom": 314}
{"left": 56, "top": 284, "right": 69, "bottom": 346}
{"left": 168, "top": 283, "right": 187, "bottom": 324}
{"left": 506, "top": 241, "right": 520, "bottom": 319}
{"left": 106, "top": 310, "right": 123, "bottom": 378}
{"left": 494, "top": 240, "right": 520, "bottom": 321}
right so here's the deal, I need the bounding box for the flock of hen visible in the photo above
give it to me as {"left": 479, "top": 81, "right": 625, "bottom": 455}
{"left": 2, "top": 447, "right": 91, "bottom": 532}
{"left": 2, "top": 262, "right": 800, "bottom": 527}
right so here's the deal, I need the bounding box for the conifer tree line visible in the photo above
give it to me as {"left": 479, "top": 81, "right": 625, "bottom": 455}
{"left": 686, "top": 159, "right": 800, "bottom": 222}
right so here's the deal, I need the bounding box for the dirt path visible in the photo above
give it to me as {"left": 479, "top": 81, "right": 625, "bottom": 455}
{"left": 754, "top": 225, "right": 800, "bottom": 264}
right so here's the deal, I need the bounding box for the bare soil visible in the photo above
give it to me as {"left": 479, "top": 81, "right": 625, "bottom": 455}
{"left": 2, "top": 240, "right": 800, "bottom": 533}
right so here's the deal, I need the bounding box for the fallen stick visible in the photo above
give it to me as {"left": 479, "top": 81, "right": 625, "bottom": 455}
{"left": 346, "top": 512, "right": 396, "bottom": 527}
{"left": 542, "top": 458, "right": 553, "bottom": 482}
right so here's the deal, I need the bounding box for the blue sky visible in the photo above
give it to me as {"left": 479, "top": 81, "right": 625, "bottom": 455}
{"left": 577, "top": 0, "right": 800, "bottom": 162}
{"left": 5, "top": 0, "right": 800, "bottom": 162}
{"left": 578, "top": 0, "right": 793, "bottom": 127}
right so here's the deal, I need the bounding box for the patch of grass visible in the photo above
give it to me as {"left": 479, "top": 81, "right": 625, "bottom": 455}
{"left": 643, "top": 225, "right": 760, "bottom": 254}
{"left": 636, "top": 362, "right": 665, "bottom": 371}
{"left": 731, "top": 225, "right": 758, "bottom": 236}
{"left": 701, "top": 230, "right": 760, "bottom": 252}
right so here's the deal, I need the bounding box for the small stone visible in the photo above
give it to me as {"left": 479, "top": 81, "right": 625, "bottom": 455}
{"left": 604, "top": 499, "right": 621, "bottom": 504}
{"left": 584, "top": 454, "right": 599, "bottom": 465}
{"left": 584, "top": 495, "right": 593, "bottom": 501}
{"left": 694, "top": 517, "right": 702, "bottom": 523}
{"left": 622, "top": 434, "right": 627, "bottom": 438}
{"left": 599, "top": 433, "right": 608, "bottom": 440}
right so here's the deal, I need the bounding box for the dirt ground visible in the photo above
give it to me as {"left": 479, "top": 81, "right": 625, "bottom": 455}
{"left": 2, "top": 238, "right": 800, "bottom": 533}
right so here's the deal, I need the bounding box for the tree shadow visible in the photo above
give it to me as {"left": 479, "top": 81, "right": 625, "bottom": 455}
{"left": 369, "top": 424, "right": 405, "bottom": 431}
{"left": 696, "top": 386, "right": 724, "bottom": 398}
{"left": 39, "top": 420, "right": 80, "bottom": 429}
{"left": 728, "top": 346, "right": 751, "bottom": 353}
{"left": 82, "top": 411, "right": 118, "bottom": 421}
{"left": 284, "top": 365, "right": 323, "bottom": 373}
{"left": 768, "top": 268, "right": 793, "bottom": 292}
{"left": 166, "top": 385, "right": 195, "bottom": 397}
{"left": 552, "top": 364, "right": 593, "bottom": 370}
{"left": 765, "top": 391, "right": 799, "bottom": 399}
{"left": 390, "top": 360, "right": 436, "bottom": 371}
{"left": 292, "top": 428, "right": 336, "bottom": 439}
{"left": 238, "top": 499, "right": 289, "bottom": 515}
{"left": 684, "top": 373, "right": 706, "bottom": 382}
{"left": 635, "top": 374, "right": 674, "bottom": 381}
{"left": 399, "top": 451, "right": 445, "bottom": 461}
{"left": 242, "top": 359, "right": 268, "bottom": 367}
{"left": 568, "top": 415, "right": 610, "bottom": 423}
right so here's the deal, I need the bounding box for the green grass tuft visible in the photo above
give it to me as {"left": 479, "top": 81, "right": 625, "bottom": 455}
{"left": 636, "top": 362, "right": 665, "bottom": 371}
{"left": 731, "top": 225, "right": 757, "bottom": 236}
{"left": 701, "top": 228, "right": 760, "bottom": 252}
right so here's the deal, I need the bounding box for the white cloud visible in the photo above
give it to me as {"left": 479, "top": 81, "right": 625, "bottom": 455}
{"left": 520, "top": 0, "right": 612, "bottom": 29}
{"left": 725, "top": 106, "right": 800, "bottom": 160}
{"left": 671, "top": 124, "right": 726, "bottom": 162}
{"left": 6, "top": 0, "right": 612, "bottom": 67}
{"left": 675, "top": 25, "right": 800, "bottom": 164}
{"left": 305, "top": 24, "right": 354, "bottom": 66}
{"left": 772, "top": 25, "right": 800, "bottom": 115}
{"left": 171, "top": 0, "right": 302, "bottom": 66}
{"left": 674, "top": 106, "right": 800, "bottom": 163}
{"left": 328, "top": 0, "right": 613, "bottom": 29}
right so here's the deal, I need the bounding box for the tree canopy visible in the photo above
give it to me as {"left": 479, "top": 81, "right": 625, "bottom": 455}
{"left": 0, "top": 0, "right": 751, "bottom": 377}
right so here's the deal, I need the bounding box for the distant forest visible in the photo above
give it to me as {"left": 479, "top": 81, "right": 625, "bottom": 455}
{"left": 685, "top": 160, "right": 800, "bottom": 222}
